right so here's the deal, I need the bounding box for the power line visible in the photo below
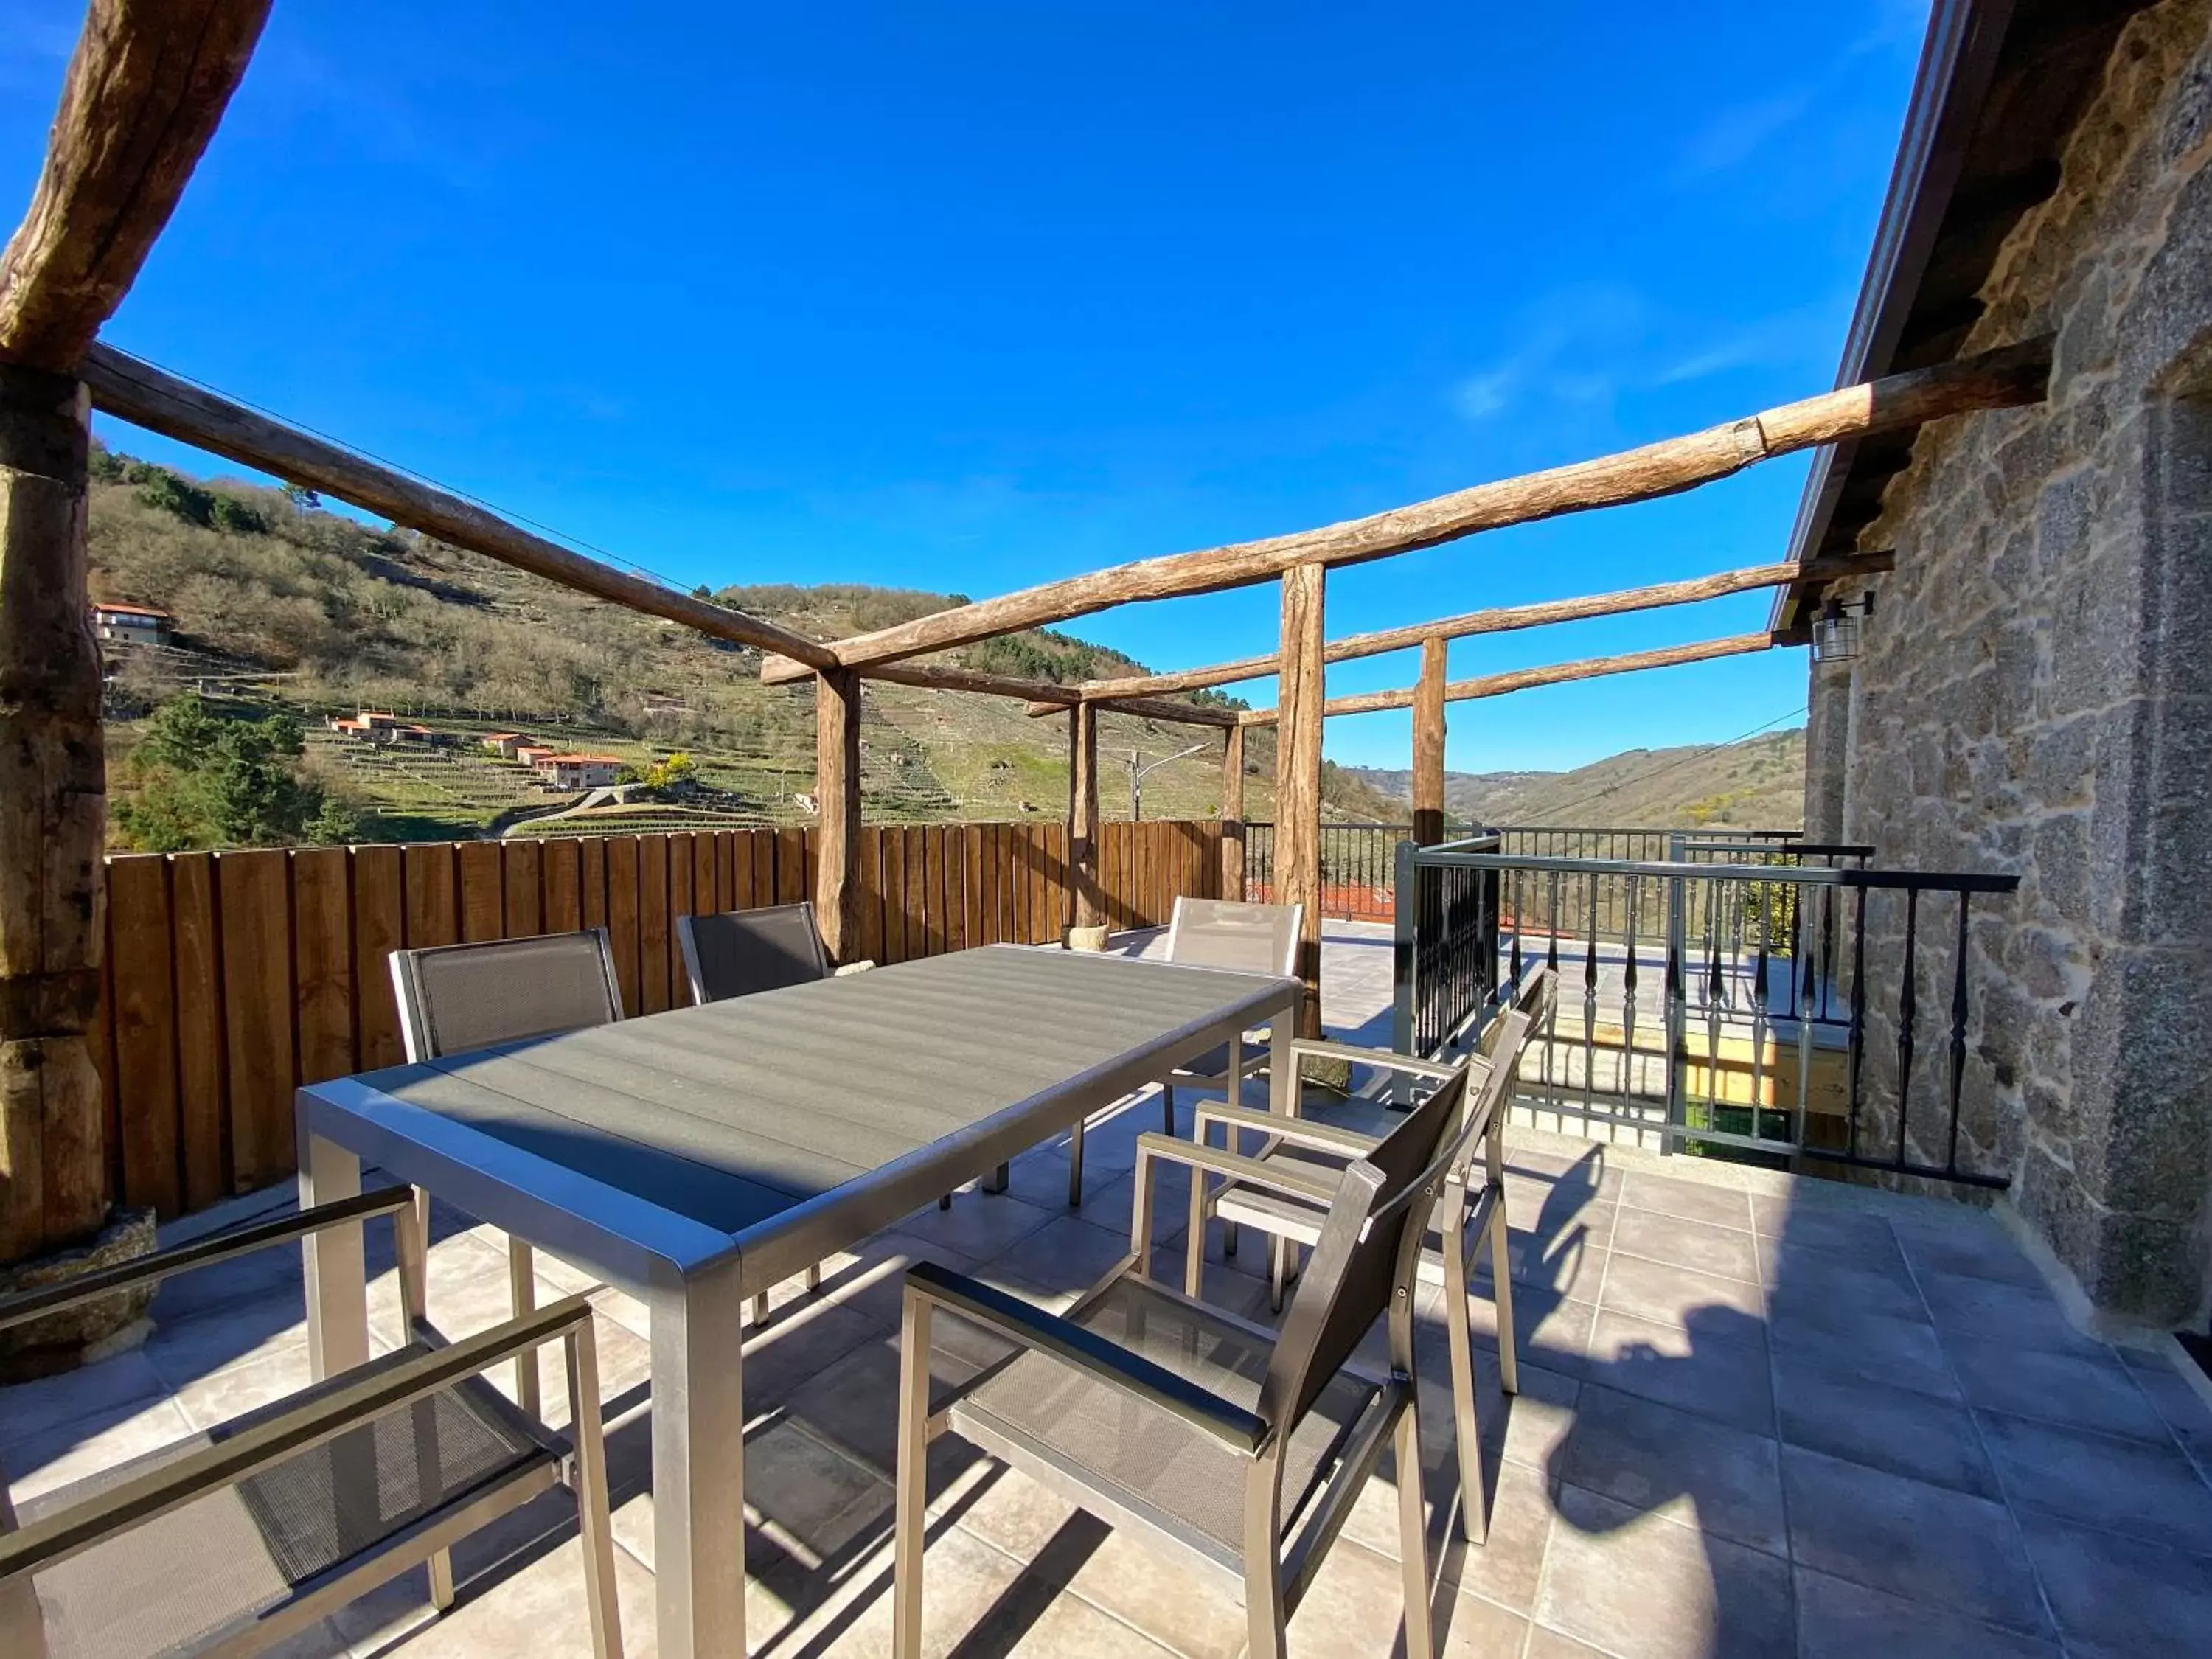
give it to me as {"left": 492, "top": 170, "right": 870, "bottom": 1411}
{"left": 1531, "top": 704, "right": 1808, "bottom": 822}
{"left": 101, "top": 350, "right": 709, "bottom": 600}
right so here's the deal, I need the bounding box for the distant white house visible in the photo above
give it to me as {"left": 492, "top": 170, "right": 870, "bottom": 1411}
{"left": 91, "top": 602, "right": 171, "bottom": 647}
{"left": 535, "top": 754, "right": 624, "bottom": 790}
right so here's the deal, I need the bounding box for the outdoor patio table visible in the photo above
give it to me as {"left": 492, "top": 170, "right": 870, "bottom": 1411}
{"left": 292, "top": 942, "right": 1298, "bottom": 1659}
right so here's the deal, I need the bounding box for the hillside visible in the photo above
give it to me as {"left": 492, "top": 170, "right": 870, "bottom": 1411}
{"left": 87, "top": 444, "right": 1304, "bottom": 846}
{"left": 1346, "top": 728, "right": 1806, "bottom": 832}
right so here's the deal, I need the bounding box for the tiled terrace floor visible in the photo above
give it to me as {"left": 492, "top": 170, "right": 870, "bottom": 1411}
{"left": 9, "top": 923, "right": 2212, "bottom": 1657}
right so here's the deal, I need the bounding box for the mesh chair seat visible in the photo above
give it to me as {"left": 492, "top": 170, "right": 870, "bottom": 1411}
{"left": 951, "top": 1277, "right": 1380, "bottom": 1567}
{"left": 15, "top": 1351, "right": 550, "bottom": 1659}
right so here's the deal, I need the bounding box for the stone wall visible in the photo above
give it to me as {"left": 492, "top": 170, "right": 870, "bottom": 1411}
{"left": 1836, "top": 0, "right": 2212, "bottom": 1324}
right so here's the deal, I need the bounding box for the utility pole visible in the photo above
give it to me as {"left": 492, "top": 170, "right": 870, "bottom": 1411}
{"left": 1124, "top": 740, "right": 1208, "bottom": 821}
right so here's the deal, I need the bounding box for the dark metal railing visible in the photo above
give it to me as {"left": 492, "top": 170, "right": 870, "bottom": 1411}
{"left": 1393, "top": 843, "right": 2020, "bottom": 1189}
{"left": 1391, "top": 833, "right": 1503, "bottom": 1056}
{"left": 1244, "top": 822, "right": 1414, "bottom": 921}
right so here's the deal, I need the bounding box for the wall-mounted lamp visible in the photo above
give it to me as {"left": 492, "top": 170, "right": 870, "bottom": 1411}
{"left": 1812, "top": 591, "right": 1874, "bottom": 664}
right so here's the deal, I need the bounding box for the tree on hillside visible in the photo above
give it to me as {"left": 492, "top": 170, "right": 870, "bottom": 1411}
{"left": 114, "top": 694, "right": 359, "bottom": 851}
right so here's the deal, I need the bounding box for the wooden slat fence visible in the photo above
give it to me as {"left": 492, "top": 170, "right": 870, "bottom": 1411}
{"left": 97, "top": 819, "right": 1223, "bottom": 1220}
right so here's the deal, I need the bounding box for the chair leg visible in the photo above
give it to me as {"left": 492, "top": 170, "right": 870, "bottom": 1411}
{"left": 892, "top": 1291, "right": 933, "bottom": 1659}
{"left": 751, "top": 1291, "right": 771, "bottom": 1325}
{"left": 984, "top": 1162, "right": 1009, "bottom": 1194}
{"left": 1161, "top": 1083, "right": 1176, "bottom": 1136}
{"left": 805, "top": 1260, "right": 822, "bottom": 1294}
{"left": 1269, "top": 1235, "right": 1290, "bottom": 1313}
{"left": 1068, "top": 1116, "right": 1087, "bottom": 1207}
{"left": 1444, "top": 1237, "right": 1489, "bottom": 1545}
{"left": 1489, "top": 1197, "right": 1520, "bottom": 1397}
{"left": 1224, "top": 1219, "right": 1237, "bottom": 1256}
{"left": 1395, "top": 1396, "right": 1436, "bottom": 1659}
{"left": 508, "top": 1240, "right": 542, "bottom": 1421}
{"left": 566, "top": 1321, "right": 625, "bottom": 1659}
{"left": 939, "top": 1192, "right": 953, "bottom": 1210}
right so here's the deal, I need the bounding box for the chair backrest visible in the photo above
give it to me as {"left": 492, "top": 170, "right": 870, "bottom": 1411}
{"left": 1164, "top": 897, "right": 1302, "bottom": 978}
{"left": 1258, "top": 1058, "right": 1470, "bottom": 1429}
{"left": 389, "top": 929, "right": 624, "bottom": 1062}
{"left": 677, "top": 902, "right": 830, "bottom": 1004}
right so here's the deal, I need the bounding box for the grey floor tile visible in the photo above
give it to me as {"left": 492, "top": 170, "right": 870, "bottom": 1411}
{"left": 1781, "top": 1444, "right": 2045, "bottom": 1633}
{"left": 898, "top": 1189, "right": 1065, "bottom": 1260}
{"left": 1891, "top": 1218, "right": 2045, "bottom": 1290}
{"left": 1474, "top": 1228, "right": 1610, "bottom": 1304}
{"left": 1557, "top": 1384, "right": 1786, "bottom": 1554}
{"left": 1769, "top": 1302, "right": 1958, "bottom": 1402}
{"left": 1794, "top": 1565, "right": 2060, "bottom": 1659}
{"left": 1977, "top": 1408, "right": 2212, "bottom": 1554}
{"left": 1918, "top": 1273, "right": 2105, "bottom": 1357}
{"left": 0, "top": 1346, "right": 167, "bottom": 1449}
{"left": 1433, "top": 1457, "right": 1557, "bottom": 1615}
{"left": 1611, "top": 1206, "right": 1762, "bottom": 1284}
{"left": 1537, "top": 1484, "right": 1794, "bottom": 1659}
{"left": 981, "top": 1214, "right": 1135, "bottom": 1301}
{"left": 1598, "top": 1249, "right": 1766, "bottom": 1327}
{"left": 1584, "top": 1307, "right": 1774, "bottom": 1433}
{"left": 1773, "top": 1354, "right": 2000, "bottom": 1499}
{"left": 1457, "top": 1285, "right": 1598, "bottom": 1380}
{"left": 1943, "top": 1333, "right": 2172, "bottom": 1441}
{"left": 2125, "top": 1355, "right": 2212, "bottom": 1465}
{"left": 1616, "top": 1170, "right": 1754, "bottom": 1232}
{"left": 2017, "top": 1504, "right": 2212, "bottom": 1655}
{"left": 1762, "top": 1246, "right": 1928, "bottom": 1323}
{"left": 1750, "top": 1192, "right": 1902, "bottom": 1256}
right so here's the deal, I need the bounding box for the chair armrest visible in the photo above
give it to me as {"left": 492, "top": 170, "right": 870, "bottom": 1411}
{"left": 1187, "top": 1101, "right": 1381, "bottom": 1161}
{"left": 1286, "top": 1037, "right": 1475, "bottom": 1084}
{"left": 1133, "top": 1131, "right": 1341, "bottom": 1205}
{"left": 903, "top": 1261, "right": 1269, "bottom": 1455}
{"left": 0, "top": 1293, "right": 596, "bottom": 1582}
{"left": 0, "top": 1186, "right": 418, "bottom": 1337}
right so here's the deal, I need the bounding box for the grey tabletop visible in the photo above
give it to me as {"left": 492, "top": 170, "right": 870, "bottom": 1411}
{"left": 317, "top": 945, "right": 1295, "bottom": 1285}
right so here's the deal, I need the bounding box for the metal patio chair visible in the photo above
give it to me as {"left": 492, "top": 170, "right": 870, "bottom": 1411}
{"left": 893, "top": 1050, "right": 1470, "bottom": 1659}
{"left": 0, "top": 1187, "right": 621, "bottom": 1659}
{"left": 676, "top": 901, "right": 833, "bottom": 1004}
{"left": 1186, "top": 968, "right": 1555, "bottom": 1544}
{"left": 1063, "top": 896, "right": 1302, "bottom": 1206}
{"left": 390, "top": 928, "right": 630, "bottom": 1408}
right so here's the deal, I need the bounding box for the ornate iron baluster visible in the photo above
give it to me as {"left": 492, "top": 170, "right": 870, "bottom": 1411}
{"left": 1750, "top": 880, "right": 1772, "bottom": 1146}
{"left": 1623, "top": 874, "right": 1642, "bottom": 1110}
{"left": 1946, "top": 893, "right": 1972, "bottom": 1178}
{"left": 1846, "top": 885, "right": 1868, "bottom": 1159}
{"left": 1896, "top": 886, "right": 1920, "bottom": 1168}
{"left": 1582, "top": 872, "right": 1599, "bottom": 1119}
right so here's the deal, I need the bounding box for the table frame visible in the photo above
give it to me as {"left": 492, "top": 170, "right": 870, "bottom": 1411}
{"left": 294, "top": 948, "right": 1298, "bottom": 1659}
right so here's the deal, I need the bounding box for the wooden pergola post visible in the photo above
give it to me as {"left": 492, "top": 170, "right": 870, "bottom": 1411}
{"left": 813, "top": 668, "right": 862, "bottom": 964}
{"left": 1068, "top": 700, "right": 1102, "bottom": 936}
{"left": 0, "top": 0, "right": 272, "bottom": 1265}
{"left": 1218, "top": 723, "right": 1246, "bottom": 901}
{"left": 1411, "top": 635, "right": 1447, "bottom": 846}
{"left": 1273, "top": 563, "right": 1326, "bottom": 1037}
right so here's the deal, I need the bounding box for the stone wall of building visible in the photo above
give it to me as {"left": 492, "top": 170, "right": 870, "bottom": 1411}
{"left": 1837, "top": 0, "right": 2212, "bottom": 1323}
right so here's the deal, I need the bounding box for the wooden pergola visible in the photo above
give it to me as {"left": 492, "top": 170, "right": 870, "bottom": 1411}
{"left": 0, "top": 0, "right": 2053, "bottom": 1265}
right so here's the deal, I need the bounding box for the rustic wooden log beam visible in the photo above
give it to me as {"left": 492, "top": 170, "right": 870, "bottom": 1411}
{"left": 1, "top": 1, "right": 274, "bottom": 372}
{"left": 1237, "top": 632, "right": 1779, "bottom": 726}
{"left": 1020, "top": 692, "right": 1241, "bottom": 727}
{"left": 1060, "top": 549, "right": 1896, "bottom": 704}
{"left": 1273, "top": 566, "right": 1326, "bottom": 1037}
{"left": 1, "top": 2, "right": 274, "bottom": 1264}
{"left": 863, "top": 658, "right": 1077, "bottom": 702}
{"left": 759, "top": 341, "right": 2043, "bottom": 684}
{"left": 1411, "top": 637, "right": 1447, "bottom": 847}
{"left": 813, "top": 669, "right": 862, "bottom": 965}
{"left": 77, "top": 345, "right": 838, "bottom": 669}
{"left": 1219, "top": 724, "right": 1246, "bottom": 902}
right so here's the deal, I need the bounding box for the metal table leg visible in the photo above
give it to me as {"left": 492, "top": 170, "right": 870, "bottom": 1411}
{"left": 300, "top": 1129, "right": 370, "bottom": 1380}
{"left": 651, "top": 1253, "right": 748, "bottom": 1659}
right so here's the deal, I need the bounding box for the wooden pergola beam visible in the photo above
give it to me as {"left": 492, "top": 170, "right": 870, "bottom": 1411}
{"left": 1, "top": 0, "right": 274, "bottom": 1264}
{"left": 759, "top": 341, "right": 2045, "bottom": 684}
{"left": 860, "top": 658, "right": 1077, "bottom": 703}
{"left": 77, "top": 345, "right": 838, "bottom": 669}
{"left": 1060, "top": 550, "right": 1895, "bottom": 704}
{"left": 1020, "top": 693, "right": 1240, "bottom": 728}
{"left": 1237, "top": 632, "right": 1781, "bottom": 726}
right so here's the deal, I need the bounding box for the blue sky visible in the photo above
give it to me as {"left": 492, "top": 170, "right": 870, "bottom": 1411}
{"left": 4, "top": 1, "right": 1929, "bottom": 772}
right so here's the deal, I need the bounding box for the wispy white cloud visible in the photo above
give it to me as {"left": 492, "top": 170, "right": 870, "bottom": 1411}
{"left": 1669, "top": 91, "right": 1814, "bottom": 184}
{"left": 1447, "top": 283, "right": 1646, "bottom": 422}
